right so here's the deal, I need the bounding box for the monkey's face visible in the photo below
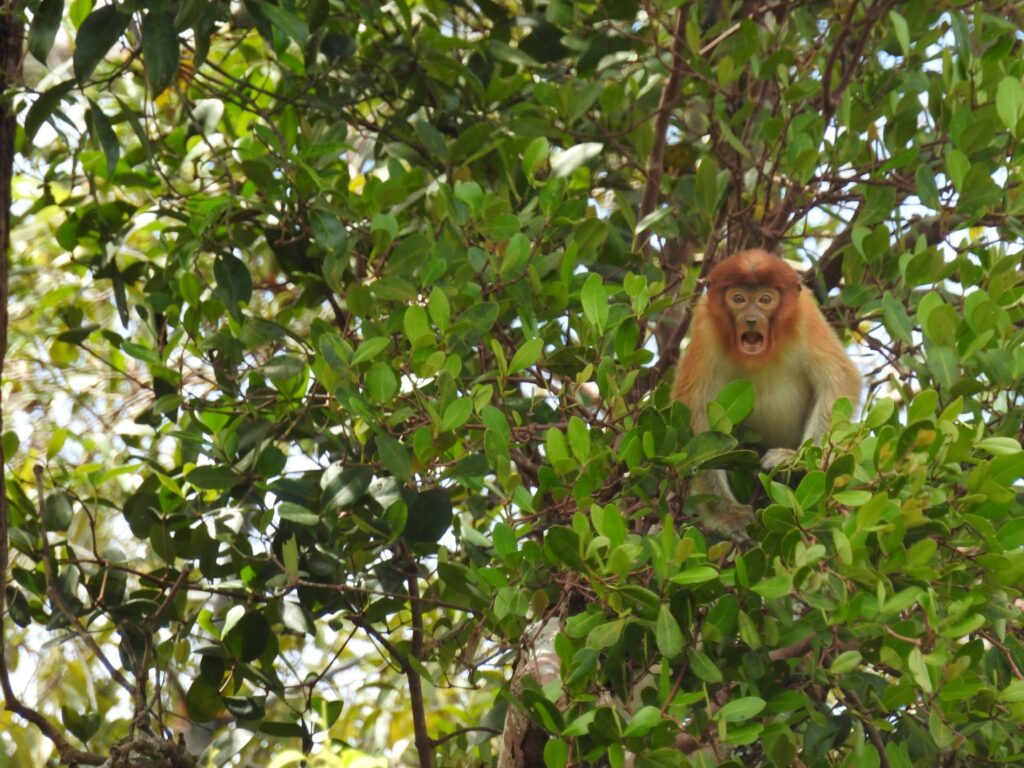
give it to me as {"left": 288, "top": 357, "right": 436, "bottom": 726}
{"left": 724, "top": 287, "right": 781, "bottom": 355}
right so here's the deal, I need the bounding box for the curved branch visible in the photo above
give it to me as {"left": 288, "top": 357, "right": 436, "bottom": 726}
{"left": 633, "top": 7, "right": 690, "bottom": 255}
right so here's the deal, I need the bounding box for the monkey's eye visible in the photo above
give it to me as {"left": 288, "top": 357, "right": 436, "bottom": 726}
{"left": 759, "top": 293, "right": 773, "bottom": 304}
{"left": 730, "top": 293, "right": 746, "bottom": 305}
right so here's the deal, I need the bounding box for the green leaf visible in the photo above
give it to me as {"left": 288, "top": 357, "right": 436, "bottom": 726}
{"left": 714, "top": 380, "right": 755, "bottom": 425}
{"left": 543, "top": 739, "right": 568, "bottom": 768}
{"left": 585, "top": 619, "right": 624, "bottom": 651}
{"left": 926, "top": 345, "right": 959, "bottom": 391}
{"left": 977, "top": 437, "right": 1023, "bottom": 457}
{"left": 717, "top": 696, "right": 766, "bottom": 722}
{"left": 545, "top": 526, "right": 586, "bottom": 570}
{"left": 996, "top": 76, "right": 1024, "bottom": 135}
{"left": 581, "top": 272, "right": 608, "bottom": 333}
{"left": 309, "top": 209, "right": 349, "bottom": 256}
{"left": 907, "top": 647, "right": 932, "bottom": 693}
{"left": 523, "top": 136, "right": 549, "bottom": 178}
{"left": 224, "top": 695, "right": 266, "bottom": 722}
{"left": 914, "top": 164, "right": 940, "bottom": 210}
{"left": 258, "top": 1, "right": 309, "bottom": 46}
{"left": 29, "top": 0, "right": 64, "bottom": 63}
{"left": 403, "top": 305, "right": 432, "bottom": 347}
{"left": 888, "top": 10, "right": 910, "bottom": 57}
{"left": 223, "top": 611, "right": 271, "bottom": 661}
{"left": 351, "top": 337, "right": 391, "bottom": 366}
{"left": 186, "top": 466, "right": 239, "bottom": 490}
{"left": 829, "top": 650, "right": 863, "bottom": 674}
{"left": 62, "top": 705, "right": 100, "bottom": 744}
{"left": 87, "top": 99, "right": 119, "bottom": 177}
{"left": 655, "top": 604, "right": 684, "bottom": 659}
{"left": 622, "top": 705, "right": 661, "bottom": 737}
{"left": 24, "top": 79, "right": 75, "bottom": 145}
{"left": 508, "top": 337, "right": 543, "bottom": 374}
{"left": 186, "top": 677, "right": 224, "bottom": 723}
{"left": 997, "top": 679, "right": 1024, "bottom": 703}
{"left": 321, "top": 464, "right": 373, "bottom": 511}
{"left": 214, "top": 254, "right": 252, "bottom": 319}
{"left": 695, "top": 156, "right": 722, "bottom": 214}
{"left": 751, "top": 573, "right": 792, "bottom": 598}
{"left": 428, "top": 287, "right": 450, "bottom": 331}
{"left": 365, "top": 361, "right": 399, "bottom": 402}
{"left": 44, "top": 491, "right": 74, "bottom": 532}
{"left": 669, "top": 566, "right": 719, "bottom": 585}
{"left": 414, "top": 120, "right": 449, "bottom": 161}
{"left": 73, "top": 5, "right": 130, "bottom": 84}
{"left": 566, "top": 416, "right": 590, "bottom": 462}
{"left": 441, "top": 398, "right": 474, "bottom": 432}
{"left": 882, "top": 292, "right": 913, "bottom": 344}
{"left": 278, "top": 502, "right": 320, "bottom": 526}
{"left": 403, "top": 489, "right": 453, "bottom": 544}
{"left": 550, "top": 142, "right": 603, "bottom": 177}
{"left": 376, "top": 434, "right": 411, "bottom": 481}
{"left": 690, "top": 649, "right": 724, "bottom": 682}
{"left": 318, "top": 333, "right": 350, "bottom": 371}
{"left": 141, "top": 11, "right": 180, "bottom": 95}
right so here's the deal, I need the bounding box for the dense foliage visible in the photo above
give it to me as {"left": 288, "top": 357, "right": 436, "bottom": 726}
{"left": 1, "top": 1, "right": 1023, "bottom": 766}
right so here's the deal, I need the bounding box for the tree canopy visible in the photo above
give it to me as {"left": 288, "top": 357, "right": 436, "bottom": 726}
{"left": 1, "top": 1, "right": 1023, "bottom": 767}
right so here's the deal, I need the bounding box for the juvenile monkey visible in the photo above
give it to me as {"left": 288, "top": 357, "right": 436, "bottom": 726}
{"left": 673, "top": 249, "right": 861, "bottom": 534}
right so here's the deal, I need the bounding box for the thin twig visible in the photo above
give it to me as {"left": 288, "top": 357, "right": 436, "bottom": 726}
{"left": 0, "top": 4, "right": 105, "bottom": 764}
{"left": 633, "top": 7, "right": 690, "bottom": 254}
{"left": 34, "top": 466, "right": 134, "bottom": 694}
{"left": 407, "top": 564, "right": 436, "bottom": 768}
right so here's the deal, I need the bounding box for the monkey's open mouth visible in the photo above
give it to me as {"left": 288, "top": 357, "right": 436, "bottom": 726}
{"left": 740, "top": 331, "right": 765, "bottom": 354}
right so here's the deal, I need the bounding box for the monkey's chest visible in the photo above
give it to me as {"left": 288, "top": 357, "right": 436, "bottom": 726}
{"left": 718, "top": 363, "right": 813, "bottom": 448}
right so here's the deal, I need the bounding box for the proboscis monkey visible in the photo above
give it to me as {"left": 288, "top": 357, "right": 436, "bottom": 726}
{"left": 673, "top": 249, "right": 862, "bottom": 535}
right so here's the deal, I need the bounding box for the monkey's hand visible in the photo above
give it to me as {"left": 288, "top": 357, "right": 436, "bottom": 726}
{"left": 762, "top": 447, "right": 797, "bottom": 470}
{"left": 701, "top": 501, "right": 754, "bottom": 541}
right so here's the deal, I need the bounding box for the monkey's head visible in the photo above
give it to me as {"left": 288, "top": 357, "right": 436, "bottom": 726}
{"left": 705, "top": 249, "right": 802, "bottom": 365}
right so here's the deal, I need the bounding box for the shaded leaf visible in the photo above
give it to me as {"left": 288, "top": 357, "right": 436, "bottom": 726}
{"left": 74, "top": 5, "right": 130, "bottom": 84}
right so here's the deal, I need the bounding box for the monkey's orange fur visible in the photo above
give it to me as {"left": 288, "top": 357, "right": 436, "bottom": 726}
{"left": 672, "top": 249, "right": 861, "bottom": 534}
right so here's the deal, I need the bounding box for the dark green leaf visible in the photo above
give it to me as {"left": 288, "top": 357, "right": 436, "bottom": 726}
{"left": 24, "top": 79, "right": 75, "bottom": 145}
{"left": 186, "top": 466, "right": 240, "bottom": 489}
{"left": 87, "top": 99, "right": 119, "bottom": 176}
{"left": 223, "top": 611, "right": 271, "bottom": 661}
{"left": 376, "top": 434, "right": 411, "bottom": 481}
{"left": 365, "top": 361, "right": 399, "bottom": 403}
{"left": 28, "top": 0, "right": 64, "bottom": 63}
{"left": 403, "top": 489, "right": 453, "bottom": 544}
{"left": 224, "top": 695, "right": 266, "bottom": 721}
{"left": 882, "top": 292, "right": 913, "bottom": 344}
{"left": 655, "top": 604, "right": 684, "bottom": 659}
{"left": 186, "top": 677, "right": 224, "bottom": 722}
{"left": 321, "top": 464, "right": 373, "bottom": 511}
{"left": 62, "top": 706, "right": 100, "bottom": 744}
{"left": 141, "top": 11, "right": 180, "bottom": 95}
{"left": 214, "top": 254, "right": 253, "bottom": 319}
{"left": 73, "top": 5, "right": 130, "bottom": 84}
{"left": 43, "top": 491, "right": 73, "bottom": 532}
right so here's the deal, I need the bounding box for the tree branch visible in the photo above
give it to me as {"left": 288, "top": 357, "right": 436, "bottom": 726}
{"left": 34, "top": 466, "right": 134, "bottom": 695}
{"left": 0, "top": 5, "right": 105, "bottom": 765}
{"left": 406, "top": 565, "right": 435, "bottom": 768}
{"left": 633, "top": 7, "right": 689, "bottom": 255}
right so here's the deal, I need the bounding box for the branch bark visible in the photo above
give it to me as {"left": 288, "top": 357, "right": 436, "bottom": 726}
{"left": 632, "top": 7, "right": 689, "bottom": 255}
{"left": 406, "top": 566, "right": 435, "bottom": 768}
{"left": 0, "top": 5, "right": 105, "bottom": 765}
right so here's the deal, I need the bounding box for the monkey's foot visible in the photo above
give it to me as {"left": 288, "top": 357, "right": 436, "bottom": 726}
{"left": 701, "top": 502, "right": 754, "bottom": 542}
{"left": 762, "top": 447, "right": 797, "bottom": 470}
